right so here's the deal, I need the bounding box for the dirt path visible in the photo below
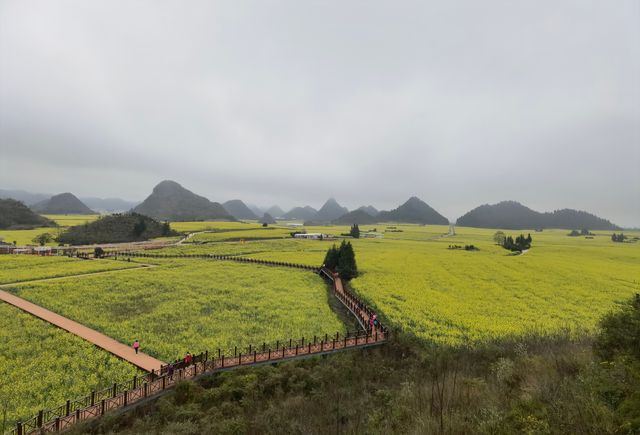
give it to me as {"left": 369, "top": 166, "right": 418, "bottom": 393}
{"left": 0, "top": 289, "right": 164, "bottom": 372}
{"left": 0, "top": 263, "right": 157, "bottom": 288}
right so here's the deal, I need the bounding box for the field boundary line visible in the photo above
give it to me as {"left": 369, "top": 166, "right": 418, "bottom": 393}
{"left": 0, "top": 263, "right": 157, "bottom": 288}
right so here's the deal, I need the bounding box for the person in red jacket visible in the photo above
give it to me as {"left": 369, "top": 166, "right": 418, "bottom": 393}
{"left": 133, "top": 340, "right": 140, "bottom": 354}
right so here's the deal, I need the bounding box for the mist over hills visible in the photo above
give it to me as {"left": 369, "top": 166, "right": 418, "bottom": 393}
{"left": 80, "top": 197, "right": 139, "bottom": 213}
{"left": 223, "top": 200, "right": 258, "bottom": 220}
{"left": 0, "top": 189, "right": 50, "bottom": 206}
{"left": 314, "top": 198, "right": 349, "bottom": 223}
{"left": 456, "top": 201, "right": 620, "bottom": 230}
{"left": 132, "top": 180, "right": 234, "bottom": 222}
{"left": 357, "top": 205, "right": 379, "bottom": 217}
{"left": 264, "top": 206, "right": 286, "bottom": 218}
{"left": 283, "top": 206, "right": 318, "bottom": 221}
{"left": 31, "top": 193, "right": 95, "bottom": 215}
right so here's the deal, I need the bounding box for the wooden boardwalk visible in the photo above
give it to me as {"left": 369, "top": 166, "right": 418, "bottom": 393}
{"left": 0, "top": 290, "right": 164, "bottom": 373}
{"left": 8, "top": 261, "right": 387, "bottom": 435}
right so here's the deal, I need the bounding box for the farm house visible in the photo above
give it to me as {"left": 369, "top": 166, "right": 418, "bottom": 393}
{"left": 293, "top": 233, "right": 328, "bottom": 240}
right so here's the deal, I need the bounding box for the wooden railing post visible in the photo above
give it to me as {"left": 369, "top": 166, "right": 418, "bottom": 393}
{"left": 112, "top": 383, "right": 117, "bottom": 398}
{"left": 37, "top": 410, "right": 43, "bottom": 427}
{"left": 101, "top": 399, "right": 105, "bottom": 415}
{"left": 124, "top": 390, "right": 128, "bottom": 406}
{"left": 66, "top": 399, "right": 71, "bottom": 416}
{"left": 16, "top": 422, "right": 22, "bottom": 435}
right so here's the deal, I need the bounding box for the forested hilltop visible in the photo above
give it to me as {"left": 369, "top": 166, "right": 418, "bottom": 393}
{"left": 457, "top": 201, "right": 619, "bottom": 230}
{"left": 0, "top": 199, "right": 56, "bottom": 230}
{"left": 57, "top": 213, "right": 176, "bottom": 244}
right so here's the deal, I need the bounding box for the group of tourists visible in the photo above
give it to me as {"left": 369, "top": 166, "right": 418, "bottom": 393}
{"left": 369, "top": 313, "right": 379, "bottom": 329}
{"left": 165, "top": 352, "right": 194, "bottom": 379}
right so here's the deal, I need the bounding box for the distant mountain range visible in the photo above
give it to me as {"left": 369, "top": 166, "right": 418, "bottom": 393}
{"left": 0, "top": 188, "right": 137, "bottom": 212}
{"left": 132, "top": 180, "right": 234, "bottom": 222}
{"left": 1, "top": 184, "right": 623, "bottom": 229}
{"left": 31, "top": 193, "right": 95, "bottom": 215}
{"left": 223, "top": 200, "right": 259, "bottom": 220}
{"left": 456, "top": 201, "right": 620, "bottom": 230}
{"left": 0, "top": 189, "right": 50, "bottom": 206}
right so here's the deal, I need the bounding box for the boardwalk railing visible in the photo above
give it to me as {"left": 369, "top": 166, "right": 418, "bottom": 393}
{"left": 11, "top": 266, "right": 387, "bottom": 435}
{"left": 105, "top": 251, "right": 320, "bottom": 271}
{"left": 12, "top": 330, "right": 386, "bottom": 435}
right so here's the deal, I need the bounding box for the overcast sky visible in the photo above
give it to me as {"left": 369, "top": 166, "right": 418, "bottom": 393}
{"left": 1, "top": 1, "right": 638, "bottom": 226}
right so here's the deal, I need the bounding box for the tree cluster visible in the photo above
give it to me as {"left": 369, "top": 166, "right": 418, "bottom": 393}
{"left": 323, "top": 240, "right": 358, "bottom": 280}
{"left": 611, "top": 233, "right": 626, "bottom": 243}
{"left": 349, "top": 224, "right": 360, "bottom": 238}
{"left": 501, "top": 233, "right": 532, "bottom": 252}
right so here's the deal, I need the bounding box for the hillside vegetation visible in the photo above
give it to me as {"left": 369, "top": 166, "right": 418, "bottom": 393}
{"left": 0, "top": 199, "right": 56, "bottom": 230}
{"left": 457, "top": 200, "right": 619, "bottom": 230}
{"left": 57, "top": 213, "right": 175, "bottom": 245}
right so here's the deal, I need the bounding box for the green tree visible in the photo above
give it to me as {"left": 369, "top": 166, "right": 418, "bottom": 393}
{"left": 336, "top": 240, "right": 358, "bottom": 281}
{"left": 133, "top": 218, "right": 147, "bottom": 237}
{"left": 32, "top": 233, "right": 52, "bottom": 246}
{"left": 323, "top": 245, "right": 340, "bottom": 269}
{"left": 493, "top": 231, "right": 506, "bottom": 245}
{"left": 350, "top": 224, "right": 360, "bottom": 238}
{"left": 595, "top": 293, "right": 640, "bottom": 361}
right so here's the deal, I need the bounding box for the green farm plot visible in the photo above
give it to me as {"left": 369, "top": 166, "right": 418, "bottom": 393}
{"left": 187, "top": 227, "right": 294, "bottom": 243}
{"left": 163, "top": 226, "right": 640, "bottom": 345}
{"left": 0, "top": 303, "right": 140, "bottom": 428}
{"left": 170, "top": 221, "right": 261, "bottom": 233}
{"left": 8, "top": 260, "right": 346, "bottom": 362}
{"left": 0, "top": 256, "right": 144, "bottom": 285}
{"left": 41, "top": 214, "right": 100, "bottom": 227}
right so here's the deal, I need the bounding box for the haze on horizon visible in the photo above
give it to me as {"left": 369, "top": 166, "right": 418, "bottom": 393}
{"left": 0, "top": 1, "right": 638, "bottom": 226}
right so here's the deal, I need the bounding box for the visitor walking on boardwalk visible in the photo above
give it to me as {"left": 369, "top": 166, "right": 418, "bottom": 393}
{"left": 133, "top": 340, "right": 140, "bottom": 354}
